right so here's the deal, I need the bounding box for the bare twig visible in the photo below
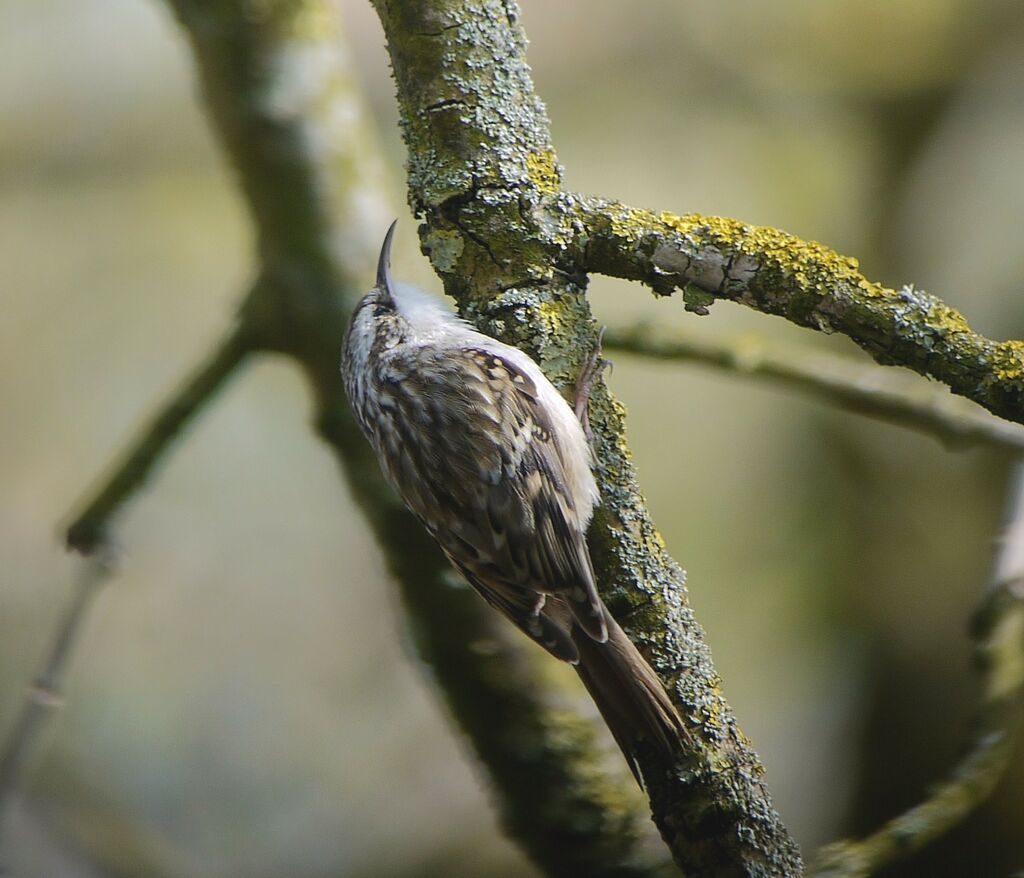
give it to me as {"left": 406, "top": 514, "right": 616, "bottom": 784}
{"left": 605, "top": 325, "right": 1024, "bottom": 452}
{"left": 0, "top": 554, "right": 115, "bottom": 833}
{"left": 66, "top": 326, "right": 253, "bottom": 555}
{"left": 811, "top": 462, "right": 1024, "bottom": 877}
{"left": 1, "top": 317, "right": 249, "bottom": 865}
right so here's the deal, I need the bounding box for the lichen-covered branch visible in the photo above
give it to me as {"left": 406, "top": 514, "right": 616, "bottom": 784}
{"left": 41, "top": 1, "right": 667, "bottom": 875}
{"left": 605, "top": 325, "right": 1024, "bottom": 452}
{"left": 811, "top": 463, "right": 1024, "bottom": 877}
{"left": 580, "top": 200, "right": 1024, "bottom": 425}
{"left": 372, "top": 1, "right": 802, "bottom": 875}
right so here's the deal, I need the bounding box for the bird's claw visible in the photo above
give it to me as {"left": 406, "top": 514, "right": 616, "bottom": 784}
{"left": 574, "top": 327, "right": 612, "bottom": 445}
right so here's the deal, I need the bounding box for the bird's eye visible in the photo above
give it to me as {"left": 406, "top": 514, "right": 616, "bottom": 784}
{"left": 373, "top": 303, "right": 391, "bottom": 317}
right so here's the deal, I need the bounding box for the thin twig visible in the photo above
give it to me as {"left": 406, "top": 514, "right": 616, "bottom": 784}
{"left": 65, "top": 326, "right": 253, "bottom": 555}
{"left": 605, "top": 325, "right": 1024, "bottom": 452}
{"left": 811, "top": 462, "right": 1024, "bottom": 877}
{"left": 0, "top": 554, "right": 116, "bottom": 838}
{"left": 0, "top": 325, "right": 250, "bottom": 857}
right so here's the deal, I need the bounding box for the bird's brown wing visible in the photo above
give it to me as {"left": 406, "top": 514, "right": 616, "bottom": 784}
{"left": 373, "top": 345, "right": 606, "bottom": 658}
{"left": 450, "top": 563, "right": 580, "bottom": 663}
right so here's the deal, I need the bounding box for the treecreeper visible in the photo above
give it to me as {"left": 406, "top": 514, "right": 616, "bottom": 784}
{"left": 341, "top": 221, "right": 686, "bottom": 779}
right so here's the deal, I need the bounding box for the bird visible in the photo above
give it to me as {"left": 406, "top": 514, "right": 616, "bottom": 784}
{"left": 342, "top": 221, "right": 685, "bottom": 778}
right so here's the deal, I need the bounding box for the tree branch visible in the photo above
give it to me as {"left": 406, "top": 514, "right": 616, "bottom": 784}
{"left": 811, "top": 462, "right": 1024, "bottom": 877}
{"left": 372, "top": 1, "right": 802, "bottom": 874}
{"left": 65, "top": 326, "right": 253, "bottom": 555}
{"left": 4, "top": 326, "right": 250, "bottom": 853}
{"left": 579, "top": 200, "right": 1024, "bottom": 425}
{"left": 604, "top": 325, "right": 1024, "bottom": 452}
{"left": 171, "top": 2, "right": 665, "bottom": 871}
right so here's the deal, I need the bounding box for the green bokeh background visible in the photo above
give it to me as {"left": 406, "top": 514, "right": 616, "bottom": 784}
{"left": 2, "top": 1, "right": 1023, "bottom": 875}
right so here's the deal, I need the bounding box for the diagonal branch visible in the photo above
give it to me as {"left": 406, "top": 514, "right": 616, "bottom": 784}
{"left": 579, "top": 199, "right": 1024, "bottom": 425}
{"left": 604, "top": 325, "right": 1024, "bottom": 452}
{"left": 169, "top": 1, "right": 665, "bottom": 871}
{"left": 65, "top": 325, "right": 254, "bottom": 555}
{"left": 811, "top": 463, "right": 1024, "bottom": 877}
{"left": 2, "top": 327, "right": 250, "bottom": 853}
{"left": 372, "top": 1, "right": 802, "bottom": 875}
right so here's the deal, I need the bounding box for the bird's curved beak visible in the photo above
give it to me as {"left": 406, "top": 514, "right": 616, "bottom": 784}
{"left": 376, "top": 219, "right": 398, "bottom": 304}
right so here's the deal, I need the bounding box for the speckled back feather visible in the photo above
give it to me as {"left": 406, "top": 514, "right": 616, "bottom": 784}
{"left": 345, "top": 294, "right": 608, "bottom": 657}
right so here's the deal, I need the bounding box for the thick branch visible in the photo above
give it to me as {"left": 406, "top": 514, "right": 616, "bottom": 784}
{"left": 811, "top": 464, "right": 1024, "bottom": 877}
{"left": 373, "top": 1, "right": 802, "bottom": 874}
{"left": 605, "top": 325, "right": 1024, "bottom": 452}
{"left": 580, "top": 199, "right": 1024, "bottom": 425}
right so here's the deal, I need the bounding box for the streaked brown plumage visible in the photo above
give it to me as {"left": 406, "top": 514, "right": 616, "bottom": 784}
{"left": 342, "top": 221, "right": 685, "bottom": 777}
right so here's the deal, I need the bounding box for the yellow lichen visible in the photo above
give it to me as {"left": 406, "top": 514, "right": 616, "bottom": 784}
{"left": 644, "top": 527, "right": 668, "bottom": 555}
{"left": 526, "top": 149, "right": 561, "bottom": 196}
{"left": 536, "top": 296, "right": 566, "bottom": 334}
{"left": 597, "top": 204, "right": 659, "bottom": 244}
{"left": 656, "top": 210, "right": 894, "bottom": 298}
{"left": 658, "top": 211, "right": 746, "bottom": 244}
{"left": 994, "top": 341, "right": 1024, "bottom": 382}
{"left": 924, "top": 301, "right": 973, "bottom": 335}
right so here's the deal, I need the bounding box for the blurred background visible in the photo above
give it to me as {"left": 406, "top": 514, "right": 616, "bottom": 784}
{"left": 2, "top": 0, "right": 1024, "bottom": 875}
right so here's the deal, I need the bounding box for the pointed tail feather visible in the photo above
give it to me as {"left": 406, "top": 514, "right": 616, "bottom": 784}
{"left": 572, "top": 609, "right": 687, "bottom": 782}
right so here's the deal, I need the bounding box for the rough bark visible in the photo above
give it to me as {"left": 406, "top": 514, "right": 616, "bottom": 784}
{"left": 372, "top": 2, "right": 803, "bottom": 874}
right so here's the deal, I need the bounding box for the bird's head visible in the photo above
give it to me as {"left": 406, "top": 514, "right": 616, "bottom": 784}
{"left": 343, "top": 220, "right": 467, "bottom": 377}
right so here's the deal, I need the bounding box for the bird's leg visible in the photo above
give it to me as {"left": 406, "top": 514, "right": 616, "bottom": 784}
{"left": 574, "top": 326, "right": 611, "bottom": 445}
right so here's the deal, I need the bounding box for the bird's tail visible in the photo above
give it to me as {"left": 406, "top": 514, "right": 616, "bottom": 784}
{"left": 572, "top": 608, "right": 687, "bottom": 782}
